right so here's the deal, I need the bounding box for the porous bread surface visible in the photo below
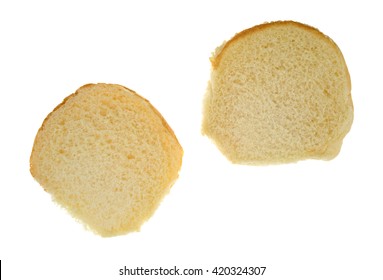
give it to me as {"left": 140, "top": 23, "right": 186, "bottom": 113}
{"left": 30, "top": 83, "right": 183, "bottom": 236}
{"left": 202, "top": 21, "right": 353, "bottom": 165}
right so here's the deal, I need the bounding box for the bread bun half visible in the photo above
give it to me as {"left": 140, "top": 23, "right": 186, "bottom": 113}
{"left": 202, "top": 21, "right": 353, "bottom": 165}
{"left": 30, "top": 83, "right": 183, "bottom": 236}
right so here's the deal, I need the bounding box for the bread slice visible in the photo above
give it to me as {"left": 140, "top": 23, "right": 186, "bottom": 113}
{"left": 30, "top": 83, "right": 183, "bottom": 236}
{"left": 202, "top": 21, "right": 353, "bottom": 165}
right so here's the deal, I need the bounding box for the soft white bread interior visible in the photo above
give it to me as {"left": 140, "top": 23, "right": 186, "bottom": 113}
{"left": 202, "top": 21, "right": 353, "bottom": 165}
{"left": 30, "top": 83, "right": 183, "bottom": 236}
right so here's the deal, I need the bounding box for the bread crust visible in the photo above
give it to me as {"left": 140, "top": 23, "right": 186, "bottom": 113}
{"left": 211, "top": 21, "right": 351, "bottom": 93}
{"left": 30, "top": 83, "right": 182, "bottom": 175}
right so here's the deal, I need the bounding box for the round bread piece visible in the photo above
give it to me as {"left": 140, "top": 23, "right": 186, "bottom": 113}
{"left": 30, "top": 83, "right": 183, "bottom": 236}
{"left": 202, "top": 21, "right": 353, "bottom": 165}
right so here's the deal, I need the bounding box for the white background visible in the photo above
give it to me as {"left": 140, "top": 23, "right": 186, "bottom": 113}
{"left": 1, "top": 0, "right": 382, "bottom": 279}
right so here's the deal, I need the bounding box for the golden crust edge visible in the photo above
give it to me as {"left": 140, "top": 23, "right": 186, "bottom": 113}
{"left": 211, "top": 20, "right": 351, "bottom": 90}
{"left": 30, "top": 83, "right": 183, "bottom": 185}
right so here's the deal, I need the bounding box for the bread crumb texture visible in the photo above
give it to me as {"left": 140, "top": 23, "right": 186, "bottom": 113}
{"left": 30, "top": 83, "right": 183, "bottom": 236}
{"left": 202, "top": 21, "right": 353, "bottom": 165}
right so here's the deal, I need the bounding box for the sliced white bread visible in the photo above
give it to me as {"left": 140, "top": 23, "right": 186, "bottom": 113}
{"left": 30, "top": 83, "right": 183, "bottom": 236}
{"left": 202, "top": 21, "right": 353, "bottom": 164}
